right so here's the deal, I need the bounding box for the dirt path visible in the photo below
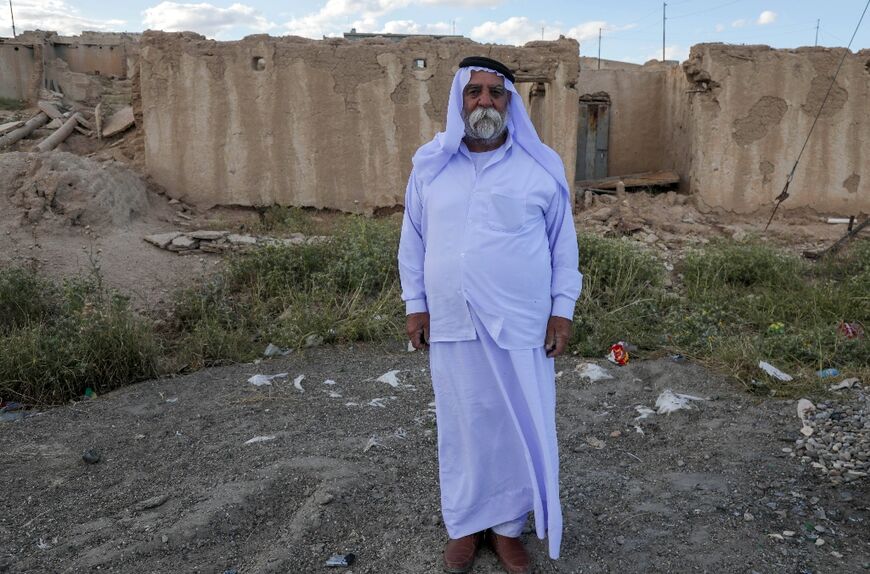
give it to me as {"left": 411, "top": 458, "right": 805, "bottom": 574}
{"left": 1, "top": 346, "right": 868, "bottom": 573}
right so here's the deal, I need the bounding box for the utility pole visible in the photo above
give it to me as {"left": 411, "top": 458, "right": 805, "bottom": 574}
{"left": 662, "top": 2, "right": 667, "bottom": 61}
{"left": 815, "top": 19, "right": 820, "bottom": 46}
{"left": 541, "top": 25, "right": 544, "bottom": 40}
{"left": 9, "top": 0, "right": 16, "bottom": 38}
{"left": 452, "top": 20, "right": 455, "bottom": 35}
{"left": 598, "top": 28, "right": 602, "bottom": 70}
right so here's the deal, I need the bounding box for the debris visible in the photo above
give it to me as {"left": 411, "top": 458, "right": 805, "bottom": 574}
{"left": 363, "top": 437, "right": 383, "bottom": 452}
{"left": 133, "top": 494, "right": 170, "bottom": 512}
{"left": 826, "top": 217, "right": 852, "bottom": 224}
{"left": 101, "top": 106, "right": 135, "bottom": 138}
{"left": 759, "top": 361, "right": 793, "bottom": 382}
{"left": 829, "top": 378, "right": 860, "bottom": 391}
{"left": 188, "top": 230, "right": 228, "bottom": 240}
{"left": 36, "top": 538, "right": 52, "bottom": 550}
{"left": 263, "top": 343, "right": 291, "bottom": 357}
{"left": 247, "top": 372, "right": 288, "bottom": 386}
{"left": 669, "top": 354, "right": 686, "bottom": 363}
{"left": 576, "top": 170, "right": 680, "bottom": 191}
{"left": 782, "top": 530, "right": 795, "bottom": 537}
{"left": 165, "top": 397, "right": 178, "bottom": 403}
{"left": 0, "top": 112, "right": 49, "bottom": 149}
{"left": 84, "top": 387, "right": 97, "bottom": 399}
{"left": 585, "top": 436, "right": 606, "bottom": 449}
{"left": 407, "top": 340, "right": 415, "bottom": 352}
{"left": 837, "top": 321, "right": 864, "bottom": 339}
{"left": 94, "top": 102, "right": 103, "bottom": 139}
{"left": 796, "top": 399, "right": 815, "bottom": 424}
{"left": 328, "top": 391, "right": 342, "bottom": 398}
{"left": 367, "top": 398, "right": 387, "bottom": 408}
{"left": 325, "top": 553, "right": 356, "bottom": 567}
{"left": 377, "top": 370, "right": 401, "bottom": 387}
{"left": 82, "top": 449, "right": 101, "bottom": 464}
{"left": 634, "top": 406, "right": 655, "bottom": 420}
{"left": 609, "top": 430, "right": 622, "bottom": 438}
{"left": 655, "top": 389, "right": 707, "bottom": 414}
{"left": 768, "top": 533, "right": 784, "bottom": 541}
{"left": 293, "top": 375, "right": 305, "bottom": 393}
{"left": 37, "top": 100, "right": 64, "bottom": 120}
{"left": 815, "top": 538, "right": 825, "bottom": 547}
{"left": 144, "top": 232, "right": 184, "bottom": 249}
{"left": 0, "top": 120, "right": 24, "bottom": 136}
{"left": 816, "top": 368, "right": 840, "bottom": 379}
{"left": 323, "top": 379, "right": 337, "bottom": 385}
{"left": 607, "top": 342, "right": 629, "bottom": 366}
{"left": 576, "top": 362, "right": 613, "bottom": 381}
{"left": 244, "top": 435, "right": 276, "bottom": 445}
{"left": 36, "top": 113, "right": 83, "bottom": 152}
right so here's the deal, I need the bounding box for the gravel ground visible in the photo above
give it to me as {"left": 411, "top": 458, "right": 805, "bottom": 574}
{"left": 1, "top": 344, "right": 868, "bottom": 573}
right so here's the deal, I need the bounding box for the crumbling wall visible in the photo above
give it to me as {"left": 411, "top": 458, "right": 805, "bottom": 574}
{"left": 578, "top": 62, "right": 692, "bottom": 182}
{"left": 685, "top": 43, "right": 870, "bottom": 213}
{"left": 0, "top": 41, "right": 41, "bottom": 101}
{"left": 139, "top": 32, "right": 580, "bottom": 212}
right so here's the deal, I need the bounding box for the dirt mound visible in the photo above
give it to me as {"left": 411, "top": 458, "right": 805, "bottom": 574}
{"left": 0, "top": 151, "right": 153, "bottom": 228}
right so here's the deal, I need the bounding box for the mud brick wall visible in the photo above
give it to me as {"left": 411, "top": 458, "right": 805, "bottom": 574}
{"left": 0, "top": 41, "right": 41, "bottom": 101}
{"left": 138, "top": 32, "right": 580, "bottom": 212}
{"left": 684, "top": 43, "right": 870, "bottom": 214}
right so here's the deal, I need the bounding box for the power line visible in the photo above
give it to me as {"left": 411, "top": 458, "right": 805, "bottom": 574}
{"left": 765, "top": 0, "right": 870, "bottom": 230}
{"left": 662, "top": 2, "right": 667, "bottom": 62}
{"left": 815, "top": 18, "right": 820, "bottom": 46}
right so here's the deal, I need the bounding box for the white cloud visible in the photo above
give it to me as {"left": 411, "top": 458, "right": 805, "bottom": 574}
{"left": 142, "top": 2, "right": 276, "bottom": 38}
{"left": 731, "top": 19, "right": 747, "bottom": 28}
{"left": 646, "top": 44, "right": 688, "bottom": 63}
{"left": 420, "top": 0, "right": 502, "bottom": 5}
{"left": 469, "top": 17, "right": 628, "bottom": 47}
{"left": 714, "top": 23, "right": 725, "bottom": 33}
{"left": 757, "top": 10, "right": 777, "bottom": 25}
{"left": 284, "top": 0, "right": 413, "bottom": 37}
{"left": 381, "top": 19, "right": 452, "bottom": 34}
{"left": 0, "top": 0, "right": 125, "bottom": 36}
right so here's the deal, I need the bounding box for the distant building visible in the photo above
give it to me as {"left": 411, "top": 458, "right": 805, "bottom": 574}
{"left": 341, "top": 28, "right": 462, "bottom": 42}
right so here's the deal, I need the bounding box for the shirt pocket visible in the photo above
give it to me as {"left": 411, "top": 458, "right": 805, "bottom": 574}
{"left": 487, "top": 190, "right": 527, "bottom": 232}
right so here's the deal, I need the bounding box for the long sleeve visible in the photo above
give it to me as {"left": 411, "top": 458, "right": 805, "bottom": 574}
{"left": 544, "top": 186, "right": 583, "bottom": 320}
{"left": 398, "top": 171, "right": 428, "bottom": 315}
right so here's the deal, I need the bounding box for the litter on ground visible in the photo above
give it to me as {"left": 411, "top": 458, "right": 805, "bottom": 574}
{"left": 247, "top": 373, "right": 288, "bottom": 386}
{"left": 576, "top": 362, "right": 614, "bottom": 382}
{"left": 758, "top": 361, "right": 793, "bottom": 382}
{"left": 829, "top": 377, "right": 859, "bottom": 391}
{"left": 263, "top": 343, "right": 291, "bottom": 357}
{"left": 293, "top": 375, "right": 305, "bottom": 393}
{"left": 244, "top": 435, "right": 276, "bottom": 445}
{"left": 377, "top": 370, "right": 401, "bottom": 387}
{"left": 655, "top": 389, "right": 707, "bottom": 414}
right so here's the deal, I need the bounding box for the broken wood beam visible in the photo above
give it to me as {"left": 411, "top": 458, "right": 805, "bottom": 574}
{"left": 0, "top": 120, "right": 25, "bottom": 137}
{"left": 37, "top": 100, "right": 64, "bottom": 120}
{"left": 0, "top": 112, "right": 49, "bottom": 149}
{"left": 576, "top": 170, "right": 680, "bottom": 191}
{"left": 76, "top": 114, "right": 94, "bottom": 131}
{"left": 73, "top": 125, "right": 93, "bottom": 137}
{"left": 94, "top": 103, "right": 103, "bottom": 140}
{"left": 36, "top": 113, "right": 82, "bottom": 152}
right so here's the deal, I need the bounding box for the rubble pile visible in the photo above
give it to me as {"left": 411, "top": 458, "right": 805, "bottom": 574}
{"left": 794, "top": 389, "right": 870, "bottom": 485}
{"left": 144, "top": 230, "right": 328, "bottom": 255}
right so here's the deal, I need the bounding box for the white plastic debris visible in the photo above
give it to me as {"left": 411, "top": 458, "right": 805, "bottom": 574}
{"left": 344, "top": 402, "right": 359, "bottom": 407}
{"left": 245, "top": 435, "right": 276, "bottom": 445}
{"left": 165, "top": 397, "right": 178, "bottom": 403}
{"left": 247, "top": 372, "right": 288, "bottom": 386}
{"left": 407, "top": 340, "right": 416, "bottom": 352}
{"left": 633, "top": 424, "right": 645, "bottom": 435}
{"left": 796, "top": 398, "right": 815, "bottom": 423}
{"left": 829, "top": 377, "right": 859, "bottom": 391}
{"left": 368, "top": 398, "right": 387, "bottom": 408}
{"left": 36, "top": 538, "right": 51, "bottom": 550}
{"left": 323, "top": 379, "right": 337, "bottom": 385}
{"left": 654, "top": 389, "right": 707, "bottom": 414}
{"left": 293, "top": 375, "right": 305, "bottom": 393}
{"left": 576, "top": 363, "right": 614, "bottom": 382}
{"left": 363, "top": 436, "right": 382, "bottom": 452}
{"left": 377, "top": 370, "right": 401, "bottom": 387}
{"left": 263, "top": 343, "right": 290, "bottom": 357}
{"left": 328, "top": 391, "right": 342, "bottom": 398}
{"left": 634, "top": 406, "right": 655, "bottom": 420}
{"left": 758, "top": 361, "right": 793, "bottom": 382}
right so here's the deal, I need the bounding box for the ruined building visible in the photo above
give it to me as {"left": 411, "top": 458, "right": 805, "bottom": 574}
{"left": 1, "top": 31, "right": 867, "bottom": 214}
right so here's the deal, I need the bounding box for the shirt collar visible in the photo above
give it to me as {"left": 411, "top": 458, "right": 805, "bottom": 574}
{"left": 459, "top": 131, "right": 514, "bottom": 164}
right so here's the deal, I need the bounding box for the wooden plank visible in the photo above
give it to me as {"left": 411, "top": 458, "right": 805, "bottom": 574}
{"left": 576, "top": 170, "right": 680, "bottom": 190}
{"left": 74, "top": 125, "right": 93, "bottom": 137}
{"left": 0, "top": 113, "right": 49, "bottom": 149}
{"left": 37, "top": 101, "right": 64, "bottom": 120}
{"left": 94, "top": 103, "right": 103, "bottom": 140}
{"left": 101, "top": 106, "right": 134, "bottom": 138}
{"left": 36, "top": 113, "right": 82, "bottom": 152}
{"left": 76, "top": 115, "right": 94, "bottom": 130}
{"left": 0, "top": 120, "right": 25, "bottom": 136}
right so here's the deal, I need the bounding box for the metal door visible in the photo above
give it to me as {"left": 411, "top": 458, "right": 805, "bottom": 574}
{"left": 575, "top": 93, "right": 610, "bottom": 181}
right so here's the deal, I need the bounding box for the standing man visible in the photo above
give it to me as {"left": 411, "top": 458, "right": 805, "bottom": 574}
{"left": 398, "top": 56, "right": 582, "bottom": 574}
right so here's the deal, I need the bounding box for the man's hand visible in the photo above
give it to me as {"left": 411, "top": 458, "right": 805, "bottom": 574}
{"left": 407, "top": 312, "right": 430, "bottom": 350}
{"left": 545, "top": 316, "right": 572, "bottom": 358}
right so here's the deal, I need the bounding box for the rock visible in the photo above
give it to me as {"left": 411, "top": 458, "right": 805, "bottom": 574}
{"left": 227, "top": 234, "right": 257, "bottom": 246}
{"left": 134, "top": 494, "right": 170, "bottom": 512}
{"left": 743, "top": 512, "right": 754, "bottom": 521}
{"left": 188, "top": 230, "right": 229, "bottom": 240}
{"left": 305, "top": 334, "right": 324, "bottom": 348}
{"left": 589, "top": 207, "right": 613, "bottom": 222}
{"left": 609, "top": 430, "right": 622, "bottom": 438}
{"left": 168, "top": 235, "right": 198, "bottom": 251}
{"left": 82, "top": 449, "right": 101, "bottom": 464}
{"left": 144, "top": 232, "right": 183, "bottom": 249}
{"left": 583, "top": 190, "right": 594, "bottom": 210}
{"left": 161, "top": 534, "right": 169, "bottom": 544}
{"left": 314, "top": 491, "right": 334, "bottom": 505}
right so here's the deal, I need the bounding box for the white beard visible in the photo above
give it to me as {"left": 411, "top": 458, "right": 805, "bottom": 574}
{"left": 463, "top": 106, "right": 508, "bottom": 143}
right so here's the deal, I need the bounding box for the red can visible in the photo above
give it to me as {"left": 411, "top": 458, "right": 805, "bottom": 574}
{"left": 607, "top": 342, "right": 629, "bottom": 366}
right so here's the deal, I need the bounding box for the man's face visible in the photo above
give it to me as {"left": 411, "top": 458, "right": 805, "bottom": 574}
{"left": 462, "top": 70, "right": 510, "bottom": 141}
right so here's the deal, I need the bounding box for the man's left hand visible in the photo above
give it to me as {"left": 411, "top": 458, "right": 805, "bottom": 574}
{"left": 545, "top": 316, "right": 572, "bottom": 358}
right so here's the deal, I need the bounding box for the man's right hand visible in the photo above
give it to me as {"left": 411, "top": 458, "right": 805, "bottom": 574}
{"left": 406, "top": 312, "right": 430, "bottom": 350}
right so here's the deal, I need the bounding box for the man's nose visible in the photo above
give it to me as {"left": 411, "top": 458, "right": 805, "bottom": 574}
{"left": 478, "top": 91, "right": 493, "bottom": 107}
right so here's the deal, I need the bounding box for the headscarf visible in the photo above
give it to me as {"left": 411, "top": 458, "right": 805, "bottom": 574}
{"left": 411, "top": 62, "right": 570, "bottom": 194}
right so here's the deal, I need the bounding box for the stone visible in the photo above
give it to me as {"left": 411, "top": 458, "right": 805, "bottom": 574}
{"left": 134, "top": 494, "right": 170, "bottom": 512}
{"left": 144, "top": 232, "right": 183, "bottom": 249}
{"left": 188, "top": 230, "right": 229, "bottom": 240}
{"left": 168, "top": 235, "right": 198, "bottom": 251}
{"left": 227, "top": 234, "right": 257, "bottom": 246}
{"left": 82, "top": 449, "right": 101, "bottom": 464}
{"left": 102, "top": 106, "right": 135, "bottom": 138}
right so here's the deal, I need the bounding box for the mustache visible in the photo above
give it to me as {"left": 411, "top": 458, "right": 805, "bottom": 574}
{"left": 463, "top": 106, "right": 508, "bottom": 141}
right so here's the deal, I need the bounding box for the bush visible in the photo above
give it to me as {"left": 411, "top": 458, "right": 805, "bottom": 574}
{"left": 0, "top": 269, "right": 159, "bottom": 404}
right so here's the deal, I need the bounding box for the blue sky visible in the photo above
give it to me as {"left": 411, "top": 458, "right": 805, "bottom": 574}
{"left": 1, "top": 1, "right": 868, "bottom": 63}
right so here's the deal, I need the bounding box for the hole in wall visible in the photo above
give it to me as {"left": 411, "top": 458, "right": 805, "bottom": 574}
{"left": 110, "top": 46, "right": 114, "bottom": 51}
{"left": 866, "top": 59, "right": 870, "bottom": 73}
{"left": 413, "top": 58, "right": 427, "bottom": 69}
{"left": 252, "top": 57, "right": 266, "bottom": 71}
{"left": 14, "top": 46, "right": 19, "bottom": 51}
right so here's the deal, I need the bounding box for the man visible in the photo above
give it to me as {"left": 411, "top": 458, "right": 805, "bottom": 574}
{"left": 398, "top": 56, "right": 581, "bottom": 574}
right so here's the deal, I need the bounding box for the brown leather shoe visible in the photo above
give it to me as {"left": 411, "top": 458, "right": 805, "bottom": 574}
{"left": 488, "top": 531, "right": 531, "bottom": 574}
{"left": 443, "top": 532, "right": 482, "bottom": 573}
